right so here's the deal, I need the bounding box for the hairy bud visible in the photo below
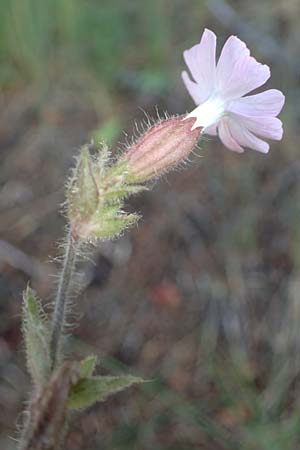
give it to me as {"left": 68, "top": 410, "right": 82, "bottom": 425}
{"left": 123, "top": 116, "right": 200, "bottom": 181}
{"left": 66, "top": 117, "right": 200, "bottom": 241}
{"left": 66, "top": 145, "right": 144, "bottom": 242}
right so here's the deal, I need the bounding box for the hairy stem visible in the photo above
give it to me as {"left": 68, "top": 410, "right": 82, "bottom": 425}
{"left": 50, "top": 231, "right": 78, "bottom": 370}
{"left": 18, "top": 233, "right": 78, "bottom": 450}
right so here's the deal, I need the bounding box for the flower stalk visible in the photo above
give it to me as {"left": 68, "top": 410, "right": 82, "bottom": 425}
{"left": 50, "top": 231, "right": 79, "bottom": 370}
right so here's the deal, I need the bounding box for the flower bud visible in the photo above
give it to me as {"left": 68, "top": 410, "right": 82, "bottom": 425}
{"left": 69, "top": 147, "right": 99, "bottom": 219}
{"left": 123, "top": 116, "right": 200, "bottom": 181}
{"left": 66, "top": 145, "right": 144, "bottom": 243}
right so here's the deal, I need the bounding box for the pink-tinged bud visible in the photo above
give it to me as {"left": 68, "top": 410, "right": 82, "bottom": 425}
{"left": 123, "top": 116, "right": 200, "bottom": 181}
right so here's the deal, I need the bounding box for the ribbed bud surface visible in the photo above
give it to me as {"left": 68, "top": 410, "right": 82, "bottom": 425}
{"left": 124, "top": 116, "right": 200, "bottom": 181}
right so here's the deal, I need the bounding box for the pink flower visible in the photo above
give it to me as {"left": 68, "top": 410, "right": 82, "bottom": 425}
{"left": 182, "top": 29, "right": 285, "bottom": 153}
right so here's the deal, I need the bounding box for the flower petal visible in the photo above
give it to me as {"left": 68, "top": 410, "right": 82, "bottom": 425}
{"left": 216, "top": 35, "right": 270, "bottom": 99}
{"left": 228, "top": 89, "right": 285, "bottom": 117}
{"left": 234, "top": 115, "right": 283, "bottom": 140}
{"left": 217, "top": 36, "right": 249, "bottom": 84}
{"left": 227, "top": 117, "right": 270, "bottom": 153}
{"left": 183, "top": 28, "right": 216, "bottom": 103}
{"left": 181, "top": 71, "right": 205, "bottom": 104}
{"left": 217, "top": 117, "right": 244, "bottom": 153}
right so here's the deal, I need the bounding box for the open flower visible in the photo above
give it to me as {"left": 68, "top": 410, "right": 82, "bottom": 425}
{"left": 182, "top": 29, "right": 285, "bottom": 153}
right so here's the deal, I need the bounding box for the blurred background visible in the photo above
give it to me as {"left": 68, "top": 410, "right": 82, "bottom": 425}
{"left": 0, "top": 0, "right": 299, "bottom": 449}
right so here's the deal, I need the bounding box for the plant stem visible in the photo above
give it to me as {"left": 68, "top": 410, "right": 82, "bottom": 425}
{"left": 18, "top": 232, "right": 78, "bottom": 450}
{"left": 50, "top": 231, "right": 78, "bottom": 370}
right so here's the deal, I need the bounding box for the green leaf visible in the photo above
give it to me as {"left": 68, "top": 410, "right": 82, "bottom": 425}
{"left": 89, "top": 211, "right": 139, "bottom": 240}
{"left": 79, "top": 355, "right": 98, "bottom": 379}
{"left": 68, "top": 375, "right": 144, "bottom": 410}
{"left": 22, "top": 286, "right": 51, "bottom": 386}
{"left": 105, "top": 184, "right": 147, "bottom": 202}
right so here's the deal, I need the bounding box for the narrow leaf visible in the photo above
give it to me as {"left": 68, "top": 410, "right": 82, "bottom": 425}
{"left": 22, "top": 286, "right": 51, "bottom": 386}
{"left": 76, "top": 147, "right": 99, "bottom": 216}
{"left": 68, "top": 375, "right": 144, "bottom": 410}
{"left": 105, "top": 184, "right": 147, "bottom": 202}
{"left": 89, "top": 212, "right": 139, "bottom": 240}
{"left": 79, "top": 355, "right": 97, "bottom": 379}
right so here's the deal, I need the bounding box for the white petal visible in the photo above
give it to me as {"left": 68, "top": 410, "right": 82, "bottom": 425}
{"left": 181, "top": 71, "right": 205, "bottom": 104}
{"left": 218, "top": 117, "right": 244, "bottom": 153}
{"left": 233, "top": 115, "right": 283, "bottom": 140}
{"left": 217, "top": 36, "right": 249, "bottom": 85}
{"left": 227, "top": 117, "right": 270, "bottom": 153}
{"left": 183, "top": 28, "right": 217, "bottom": 103}
{"left": 216, "top": 35, "right": 270, "bottom": 100}
{"left": 228, "top": 89, "right": 285, "bottom": 117}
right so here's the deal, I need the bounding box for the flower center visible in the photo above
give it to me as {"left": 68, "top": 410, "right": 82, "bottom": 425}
{"left": 185, "top": 96, "right": 227, "bottom": 131}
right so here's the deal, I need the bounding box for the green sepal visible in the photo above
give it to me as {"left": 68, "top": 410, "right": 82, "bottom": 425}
{"left": 22, "top": 286, "right": 51, "bottom": 387}
{"left": 68, "top": 375, "right": 144, "bottom": 410}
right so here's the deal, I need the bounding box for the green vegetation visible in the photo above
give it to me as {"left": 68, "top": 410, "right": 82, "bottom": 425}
{"left": 0, "top": 0, "right": 201, "bottom": 90}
